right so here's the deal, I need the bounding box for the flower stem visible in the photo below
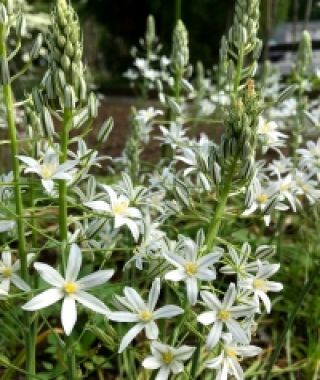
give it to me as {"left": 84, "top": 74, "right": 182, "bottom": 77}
{"left": 205, "top": 157, "right": 237, "bottom": 251}
{"left": 0, "top": 23, "right": 35, "bottom": 378}
{"left": 59, "top": 107, "right": 77, "bottom": 379}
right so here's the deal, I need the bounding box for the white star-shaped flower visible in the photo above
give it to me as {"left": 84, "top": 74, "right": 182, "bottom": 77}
{"left": 84, "top": 185, "right": 142, "bottom": 241}
{"left": 109, "top": 278, "right": 183, "bottom": 353}
{"left": 238, "top": 261, "right": 283, "bottom": 313}
{"left": 164, "top": 238, "right": 222, "bottom": 305}
{"left": 18, "top": 148, "right": 78, "bottom": 194}
{"left": 143, "top": 341, "right": 195, "bottom": 380}
{"left": 0, "top": 248, "right": 33, "bottom": 292}
{"left": 22, "top": 244, "right": 114, "bottom": 335}
{"left": 197, "top": 283, "right": 255, "bottom": 349}
{"left": 205, "top": 333, "right": 262, "bottom": 380}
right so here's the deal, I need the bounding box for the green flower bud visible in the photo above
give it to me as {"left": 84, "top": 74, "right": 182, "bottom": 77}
{"left": 0, "top": 3, "right": 8, "bottom": 25}
{"left": 171, "top": 20, "right": 189, "bottom": 72}
{"left": 30, "top": 34, "right": 43, "bottom": 60}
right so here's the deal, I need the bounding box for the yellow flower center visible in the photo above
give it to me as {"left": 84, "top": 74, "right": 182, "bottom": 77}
{"left": 162, "top": 351, "right": 174, "bottom": 365}
{"left": 226, "top": 347, "right": 238, "bottom": 359}
{"left": 64, "top": 282, "right": 78, "bottom": 294}
{"left": 184, "top": 262, "right": 198, "bottom": 276}
{"left": 218, "top": 309, "right": 231, "bottom": 321}
{"left": 112, "top": 200, "right": 129, "bottom": 215}
{"left": 257, "top": 194, "right": 268, "bottom": 204}
{"left": 253, "top": 279, "right": 268, "bottom": 292}
{"left": 139, "top": 310, "right": 152, "bottom": 322}
{"left": 40, "top": 163, "right": 56, "bottom": 179}
{"left": 2, "top": 267, "right": 12, "bottom": 278}
{"left": 260, "top": 122, "right": 271, "bottom": 134}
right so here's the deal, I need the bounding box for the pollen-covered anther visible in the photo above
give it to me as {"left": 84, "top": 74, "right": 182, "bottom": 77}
{"left": 162, "top": 351, "right": 174, "bottom": 364}
{"left": 184, "top": 262, "right": 198, "bottom": 276}
{"left": 64, "top": 282, "right": 78, "bottom": 294}
{"left": 139, "top": 310, "right": 153, "bottom": 322}
{"left": 218, "top": 309, "right": 231, "bottom": 321}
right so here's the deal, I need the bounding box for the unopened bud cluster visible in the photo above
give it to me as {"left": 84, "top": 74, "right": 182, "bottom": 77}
{"left": 45, "top": 0, "right": 86, "bottom": 106}
{"left": 171, "top": 20, "right": 189, "bottom": 73}
{"left": 218, "top": 0, "right": 261, "bottom": 89}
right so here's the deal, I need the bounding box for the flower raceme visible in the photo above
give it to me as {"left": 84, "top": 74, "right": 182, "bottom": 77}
{"left": 22, "top": 244, "right": 114, "bottom": 335}
{"left": 108, "top": 278, "right": 183, "bottom": 353}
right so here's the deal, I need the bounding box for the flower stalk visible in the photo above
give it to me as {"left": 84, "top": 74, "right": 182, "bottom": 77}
{"left": 0, "top": 17, "right": 35, "bottom": 379}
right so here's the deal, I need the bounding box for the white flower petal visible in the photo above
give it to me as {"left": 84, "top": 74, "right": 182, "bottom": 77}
{"left": 118, "top": 323, "right": 144, "bottom": 353}
{"left": 66, "top": 244, "right": 82, "bottom": 282}
{"left": 197, "top": 252, "right": 221, "bottom": 268}
{"left": 77, "top": 270, "right": 114, "bottom": 290}
{"left": 170, "top": 360, "right": 184, "bottom": 374}
{"left": 142, "top": 356, "right": 162, "bottom": 370}
{"left": 148, "top": 277, "right": 160, "bottom": 311}
{"left": 200, "top": 290, "right": 222, "bottom": 311}
{"left": 124, "top": 287, "right": 146, "bottom": 312}
{"left": 11, "top": 273, "right": 30, "bottom": 291}
{"left": 2, "top": 250, "right": 11, "bottom": 267}
{"left": 108, "top": 311, "right": 139, "bottom": 322}
{"left": 84, "top": 201, "right": 111, "bottom": 213}
{"left": 155, "top": 366, "right": 170, "bottom": 380}
{"left": 197, "top": 311, "right": 217, "bottom": 326}
{"left": 124, "top": 218, "right": 140, "bottom": 242}
{"left": 174, "top": 345, "right": 195, "bottom": 361}
{"left": 153, "top": 305, "right": 183, "bottom": 319}
{"left": 41, "top": 179, "right": 54, "bottom": 194}
{"left": 145, "top": 320, "right": 159, "bottom": 340}
{"left": 196, "top": 268, "right": 216, "bottom": 281}
{"left": 61, "top": 296, "right": 77, "bottom": 335}
{"left": 225, "top": 319, "right": 249, "bottom": 344}
{"left": 73, "top": 290, "right": 109, "bottom": 315}
{"left": 257, "top": 290, "right": 272, "bottom": 313}
{"left": 33, "top": 263, "right": 64, "bottom": 287}
{"left": 22, "top": 288, "right": 64, "bottom": 310}
{"left": 222, "top": 283, "right": 236, "bottom": 308}
{"left": 186, "top": 277, "right": 198, "bottom": 305}
{"left": 206, "top": 321, "right": 223, "bottom": 349}
{"left": 165, "top": 269, "right": 186, "bottom": 282}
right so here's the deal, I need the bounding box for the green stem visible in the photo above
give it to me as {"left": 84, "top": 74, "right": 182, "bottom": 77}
{"left": 189, "top": 329, "right": 202, "bottom": 379}
{"left": 205, "top": 158, "right": 237, "bottom": 251}
{"left": 175, "top": 0, "right": 182, "bottom": 21}
{"left": 263, "top": 261, "right": 320, "bottom": 380}
{"left": 0, "top": 23, "right": 34, "bottom": 379}
{"left": 59, "top": 107, "right": 77, "bottom": 379}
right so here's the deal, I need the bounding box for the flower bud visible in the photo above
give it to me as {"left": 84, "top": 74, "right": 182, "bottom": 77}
{"left": 0, "top": 4, "right": 8, "bottom": 26}
{"left": 30, "top": 34, "right": 43, "bottom": 60}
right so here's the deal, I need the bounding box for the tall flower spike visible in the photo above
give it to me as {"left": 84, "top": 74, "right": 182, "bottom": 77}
{"left": 44, "top": 0, "right": 86, "bottom": 104}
